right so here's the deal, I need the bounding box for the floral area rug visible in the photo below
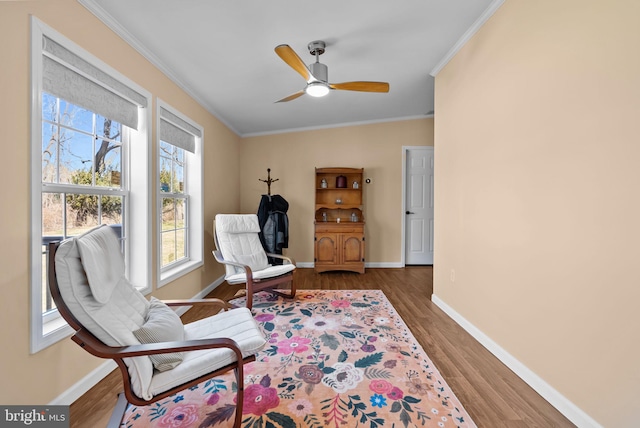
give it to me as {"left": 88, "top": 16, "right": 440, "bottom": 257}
{"left": 120, "top": 290, "right": 476, "bottom": 428}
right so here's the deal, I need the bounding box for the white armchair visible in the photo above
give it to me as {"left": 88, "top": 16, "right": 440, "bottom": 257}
{"left": 49, "top": 225, "right": 266, "bottom": 427}
{"left": 212, "top": 214, "right": 296, "bottom": 309}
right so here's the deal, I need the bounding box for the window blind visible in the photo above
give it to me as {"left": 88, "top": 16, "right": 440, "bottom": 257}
{"left": 159, "top": 107, "right": 200, "bottom": 153}
{"left": 42, "top": 36, "right": 147, "bottom": 130}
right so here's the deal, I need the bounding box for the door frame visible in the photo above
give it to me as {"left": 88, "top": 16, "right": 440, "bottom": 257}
{"left": 401, "top": 145, "right": 434, "bottom": 266}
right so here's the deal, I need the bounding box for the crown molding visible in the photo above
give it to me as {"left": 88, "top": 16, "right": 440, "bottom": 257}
{"left": 78, "top": 0, "right": 240, "bottom": 136}
{"left": 241, "top": 114, "right": 432, "bottom": 138}
{"left": 430, "top": 0, "right": 505, "bottom": 77}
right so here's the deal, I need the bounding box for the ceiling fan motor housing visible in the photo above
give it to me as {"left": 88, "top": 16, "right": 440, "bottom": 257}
{"left": 309, "top": 62, "right": 328, "bottom": 82}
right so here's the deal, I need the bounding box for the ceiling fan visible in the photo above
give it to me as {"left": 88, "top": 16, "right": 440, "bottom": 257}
{"left": 274, "top": 40, "right": 390, "bottom": 103}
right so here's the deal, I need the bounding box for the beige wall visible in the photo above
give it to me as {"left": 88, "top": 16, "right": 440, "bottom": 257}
{"left": 0, "top": 0, "right": 240, "bottom": 404}
{"left": 434, "top": 0, "right": 640, "bottom": 426}
{"left": 239, "top": 119, "right": 433, "bottom": 264}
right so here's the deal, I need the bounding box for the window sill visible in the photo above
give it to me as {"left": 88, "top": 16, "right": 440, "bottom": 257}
{"left": 159, "top": 259, "right": 203, "bottom": 288}
{"left": 32, "top": 316, "right": 73, "bottom": 354}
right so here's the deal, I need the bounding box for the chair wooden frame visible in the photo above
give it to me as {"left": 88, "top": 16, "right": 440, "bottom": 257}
{"left": 212, "top": 223, "right": 296, "bottom": 310}
{"left": 48, "top": 242, "right": 253, "bottom": 428}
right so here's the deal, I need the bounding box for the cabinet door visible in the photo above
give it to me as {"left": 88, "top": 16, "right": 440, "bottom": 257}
{"left": 341, "top": 233, "right": 364, "bottom": 265}
{"left": 315, "top": 233, "right": 338, "bottom": 265}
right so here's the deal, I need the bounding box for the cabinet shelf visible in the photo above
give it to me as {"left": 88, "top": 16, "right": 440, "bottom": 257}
{"left": 316, "top": 204, "right": 363, "bottom": 210}
{"left": 316, "top": 187, "right": 361, "bottom": 191}
{"left": 315, "top": 221, "right": 364, "bottom": 227}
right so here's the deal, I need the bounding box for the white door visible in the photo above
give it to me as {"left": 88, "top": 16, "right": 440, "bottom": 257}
{"left": 405, "top": 147, "right": 434, "bottom": 265}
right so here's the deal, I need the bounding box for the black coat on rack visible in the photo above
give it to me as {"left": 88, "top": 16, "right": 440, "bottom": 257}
{"left": 257, "top": 194, "right": 289, "bottom": 264}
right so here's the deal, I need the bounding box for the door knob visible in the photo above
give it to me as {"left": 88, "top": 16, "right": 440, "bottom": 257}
{"left": 406, "top": 211, "right": 415, "bottom": 215}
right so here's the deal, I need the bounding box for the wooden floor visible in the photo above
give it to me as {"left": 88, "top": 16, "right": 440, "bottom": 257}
{"left": 70, "top": 267, "right": 575, "bottom": 427}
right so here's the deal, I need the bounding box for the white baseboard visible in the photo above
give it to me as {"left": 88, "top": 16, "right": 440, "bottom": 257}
{"left": 296, "top": 262, "right": 314, "bottom": 268}
{"left": 297, "top": 262, "right": 404, "bottom": 269}
{"left": 431, "top": 294, "right": 603, "bottom": 428}
{"left": 49, "top": 360, "right": 117, "bottom": 405}
{"left": 365, "top": 262, "right": 403, "bottom": 268}
{"left": 50, "top": 274, "right": 227, "bottom": 405}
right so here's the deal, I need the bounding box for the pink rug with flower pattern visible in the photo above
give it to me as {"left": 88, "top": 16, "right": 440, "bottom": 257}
{"left": 120, "top": 290, "right": 476, "bottom": 428}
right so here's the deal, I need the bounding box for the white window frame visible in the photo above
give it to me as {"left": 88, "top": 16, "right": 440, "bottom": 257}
{"left": 156, "top": 99, "right": 203, "bottom": 287}
{"left": 30, "top": 17, "right": 152, "bottom": 353}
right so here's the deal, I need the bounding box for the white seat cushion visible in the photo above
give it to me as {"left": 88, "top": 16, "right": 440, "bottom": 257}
{"left": 225, "top": 264, "right": 296, "bottom": 284}
{"left": 149, "top": 307, "right": 266, "bottom": 396}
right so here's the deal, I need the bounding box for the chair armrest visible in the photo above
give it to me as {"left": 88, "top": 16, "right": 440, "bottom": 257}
{"left": 72, "top": 329, "right": 244, "bottom": 361}
{"left": 212, "top": 250, "right": 295, "bottom": 274}
{"left": 266, "top": 253, "right": 296, "bottom": 266}
{"left": 163, "top": 298, "right": 230, "bottom": 312}
{"left": 211, "top": 250, "right": 254, "bottom": 276}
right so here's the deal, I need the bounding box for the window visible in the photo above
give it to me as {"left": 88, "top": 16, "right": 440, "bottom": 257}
{"left": 160, "top": 141, "right": 187, "bottom": 266}
{"left": 30, "top": 18, "right": 151, "bottom": 353}
{"left": 157, "top": 101, "right": 203, "bottom": 286}
{"left": 41, "top": 93, "right": 127, "bottom": 314}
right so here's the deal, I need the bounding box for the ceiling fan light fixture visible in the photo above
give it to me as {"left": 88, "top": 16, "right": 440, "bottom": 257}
{"left": 305, "top": 82, "right": 330, "bottom": 97}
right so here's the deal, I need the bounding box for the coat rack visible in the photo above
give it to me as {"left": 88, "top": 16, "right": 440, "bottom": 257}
{"left": 258, "top": 168, "right": 279, "bottom": 196}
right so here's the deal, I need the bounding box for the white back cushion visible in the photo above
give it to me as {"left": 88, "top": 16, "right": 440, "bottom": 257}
{"left": 55, "top": 226, "right": 154, "bottom": 400}
{"left": 215, "top": 214, "right": 269, "bottom": 277}
{"left": 76, "top": 225, "right": 125, "bottom": 304}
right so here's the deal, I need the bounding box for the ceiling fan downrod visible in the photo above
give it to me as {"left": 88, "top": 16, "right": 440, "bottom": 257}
{"left": 307, "top": 40, "right": 328, "bottom": 83}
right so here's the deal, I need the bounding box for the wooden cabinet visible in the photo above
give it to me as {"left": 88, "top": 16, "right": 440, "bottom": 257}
{"left": 314, "top": 168, "right": 365, "bottom": 273}
{"left": 315, "top": 225, "right": 365, "bottom": 272}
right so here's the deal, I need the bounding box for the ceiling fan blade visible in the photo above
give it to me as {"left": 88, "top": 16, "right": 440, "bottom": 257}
{"left": 275, "top": 44, "right": 311, "bottom": 81}
{"left": 275, "top": 90, "right": 306, "bottom": 103}
{"left": 329, "top": 81, "right": 390, "bottom": 93}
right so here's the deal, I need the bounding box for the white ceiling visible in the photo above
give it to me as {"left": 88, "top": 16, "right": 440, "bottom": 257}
{"left": 81, "top": 0, "right": 499, "bottom": 136}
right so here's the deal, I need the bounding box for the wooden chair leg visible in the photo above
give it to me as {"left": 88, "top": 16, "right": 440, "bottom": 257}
{"left": 246, "top": 290, "right": 254, "bottom": 310}
{"left": 244, "top": 274, "right": 296, "bottom": 310}
{"left": 288, "top": 277, "right": 296, "bottom": 298}
{"left": 266, "top": 277, "right": 296, "bottom": 300}
{"left": 234, "top": 364, "right": 245, "bottom": 427}
{"left": 246, "top": 278, "right": 255, "bottom": 310}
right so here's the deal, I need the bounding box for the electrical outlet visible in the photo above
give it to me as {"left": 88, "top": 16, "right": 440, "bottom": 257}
{"left": 450, "top": 269, "right": 456, "bottom": 283}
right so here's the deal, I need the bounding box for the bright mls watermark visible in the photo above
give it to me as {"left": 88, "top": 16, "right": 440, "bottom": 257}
{"left": 1, "top": 406, "right": 69, "bottom": 427}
